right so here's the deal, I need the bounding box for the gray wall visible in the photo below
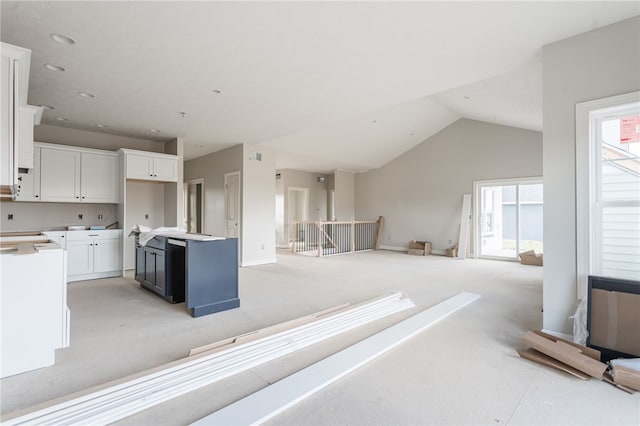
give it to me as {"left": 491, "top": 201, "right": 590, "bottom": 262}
{"left": 355, "top": 119, "right": 542, "bottom": 251}
{"left": 275, "top": 169, "right": 329, "bottom": 247}
{"left": 35, "top": 124, "right": 165, "bottom": 153}
{"left": 184, "top": 144, "right": 243, "bottom": 238}
{"left": 241, "top": 145, "right": 276, "bottom": 265}
{"left": 0, "top": 201, "right": 117, "bottom": 232}
{"left": 334, "top": 170, "right": 355, "bottom": 220}
{"left": 542, "top": 16, "right": 640, "bottom": 335}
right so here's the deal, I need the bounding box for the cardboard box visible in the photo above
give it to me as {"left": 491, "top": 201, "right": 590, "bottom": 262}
{"left": 407, "top": 240, "right": 431, "bottom": 256}
{"left": 589, "top": 289, "right": 640, "bottom": 357}
{"left": 445, "top": 245, "right": 458, "bottom": 257}
{"left": 519, "top": 250, "right": 543, "bottom": 266}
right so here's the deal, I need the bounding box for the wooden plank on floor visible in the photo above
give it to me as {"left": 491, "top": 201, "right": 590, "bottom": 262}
{"left": 191, "top": 292, "right": 481, "bottom": 426}
{"left": 517, "top": 348, "right": 591, "bottom": 380}
{"left": 521, "top": 331, "right": 607, "bottom": 379}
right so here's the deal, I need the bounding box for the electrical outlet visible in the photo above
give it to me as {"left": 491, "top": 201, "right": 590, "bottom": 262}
{"left": 7, "top": 213, "right": 13, "bottom": 220}
{"left": 448, "top": 239, "right": 452, "bottom": 244}
{"left": 98, "top": 214, "right": 103, "bottom": 220}
{"left": 261, "top": 244, "right": 265, "bottom": 250}
{"left": 78, "top": 214, "right": 83, "bottom": 220}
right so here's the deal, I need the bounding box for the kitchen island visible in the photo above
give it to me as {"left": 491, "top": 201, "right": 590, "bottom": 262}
{"left": 135, "top": 233, "right": 239, "bottom": 317}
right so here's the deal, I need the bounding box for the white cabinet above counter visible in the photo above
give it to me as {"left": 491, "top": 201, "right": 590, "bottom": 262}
{"left": 120, "top": 149, "right": 178, "bottom": 182}
{"left": 14, "top": 142, "right": 119, "bottom": 203}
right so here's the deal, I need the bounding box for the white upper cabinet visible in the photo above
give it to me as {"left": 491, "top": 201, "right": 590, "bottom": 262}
{"left": 152, "top": 157, "right": 178, "bottom": 181}
{"left": 1, "top": 43, "right": 42, "bottom": 194}
{"left": 40, "top": 148, "right": 81, "bottom": 202}
{"left": 37, "top": 143, "right": 119, "bottom": 204}
{"left": 81, "top": 152, "right": 118, "bottom": 203}
{"left": 122, "top": 149, "right": 178, "bottom": 182}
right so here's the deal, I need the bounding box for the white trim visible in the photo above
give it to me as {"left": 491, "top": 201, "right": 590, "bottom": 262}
{"left": 193, "top": 292, "right": 481, "bottom": 426}
{"left": 575, "top": 91, "right": 640, "bottom": 300}
{"left": 456, "top": 194, "right": 472, "bottom": 260}
{"left": 185, "top": 178, "right": 205, "bottom": 234}
{"left": 240, "top": 258, "right": 277, "bottom": 267}
{"left": 379, "top": 245, "right": 407, "bottom": 252}
{"left": 430, "top": 249, "right": 447, "bottom": 256}
{"left": 541, "top": 328, "right": 573, "bottom": 342}
{"left": 3, "top": 293, "right": 413, "bottom": 426}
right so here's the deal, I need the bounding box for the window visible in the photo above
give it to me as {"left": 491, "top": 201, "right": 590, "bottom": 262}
{"left": 576, "top": 92, "right": 640, "bottom": 299}
{"left": 473, "top": 178, "right": 543, "bottom": 260}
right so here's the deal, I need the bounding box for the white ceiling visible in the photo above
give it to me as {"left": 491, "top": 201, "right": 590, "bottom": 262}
{"left": 1, "top": 2, "right": 638, "bottom": 172}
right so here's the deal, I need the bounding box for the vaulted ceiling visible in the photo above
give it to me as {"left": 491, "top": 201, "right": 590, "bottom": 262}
{"left": 2, "top": 2, "right": 638, "bottom": 172}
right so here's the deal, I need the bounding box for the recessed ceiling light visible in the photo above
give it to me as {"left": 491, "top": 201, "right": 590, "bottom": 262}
{"left": 149, "top": 128, "right": 160, "bottom": 133}
{"left": 96, "top": 123, "right": 107, "bottom": 128}
{"left": 371, "top": 120, "right": 377, "bottom": 124}
{"left": 39, "top": 104, "right": 55, "bottom": 110}
{"left": 55, "top": 116, "right": 69, "bottom": 122}
{"left": 50, "top": 33, "right": 75, "bottom": 45}
{"left": 78, "top": 92, "right": 95, "bottom": 98}
{"left": 410, "top": 132, "right": 414, "bottom": 136}
{"left": 212, "top": 89, "right": 221, "bottom": 94}
{"left": 463, "top": 96, "right": 471, "bottom": 100}
{"left": 178, "top": 112, "right": 187, "bottom": 117}
{"left": 44, "top": 63, "right": 66, "bottom": 72}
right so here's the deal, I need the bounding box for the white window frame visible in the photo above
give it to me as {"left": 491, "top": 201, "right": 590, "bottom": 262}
{"left": 472, "top": 176, "right": 542, "bottom": 260}
{"left": 575, "top": 91, "right": 640, "bottom": 300}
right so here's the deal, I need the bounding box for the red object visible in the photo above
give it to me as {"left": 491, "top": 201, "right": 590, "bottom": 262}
{"left": 620, "top": 115, "right": 640, "bottom": 144}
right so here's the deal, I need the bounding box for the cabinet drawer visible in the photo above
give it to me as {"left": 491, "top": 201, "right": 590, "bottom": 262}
{"left": 66, "top": 229, "right": 122, "bottom": 241}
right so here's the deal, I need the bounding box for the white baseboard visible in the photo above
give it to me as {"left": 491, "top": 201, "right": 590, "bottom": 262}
{"left": 379, "top": 245, "right": 407, "bottom": 252}
{"left": 241, "top": 258, "right": 277, "bottom": 267}
{"left": 541, "top": 328, "right": 573, "bottom": 342}
{"left": 379, "top": 245, "right": 448, "bottom": 256}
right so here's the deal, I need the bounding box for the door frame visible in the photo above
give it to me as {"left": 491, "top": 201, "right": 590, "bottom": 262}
{"left": 473, "top": 176, "right": 543, "bottom": 260}
{"left": 224, "top": 171, "right": 241, "bottom": 238}
{"left": 287, "top": 187, "right": 309, "bottom": 244}
{"left": 183, "top": 178, "right": 205, "bottom": 234}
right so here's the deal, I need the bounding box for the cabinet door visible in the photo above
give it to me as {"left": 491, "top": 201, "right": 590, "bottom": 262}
{"left": 154, "top": 249, "right": 166, "bottom": 294}
{"left": 93, "top": 238, "right": 121, "bottom": 273}
{"left": 15, "top": 147, "right": 40, "bottom": 201}
{"left": 81, "top": 153, "right": 118, "bottom": 203}
{"left": 144, "top": 249, "right": 156, "bottom": 288}
{"left": 152, "top": 157, "right": 177, "bottom": 182}
{"left": 40, "top": 148, "right": 81, "bottom": 202}
{"left": 126, "top": 154, "right": 154, "bottom": 181}
{"left": 67, "top": 240, "right": 94, "bottom": 277}
{"left": 135, "top": 245, "right": 145, "bottom": 282}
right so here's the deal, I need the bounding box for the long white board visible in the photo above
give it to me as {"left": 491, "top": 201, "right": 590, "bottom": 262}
{"left": 192, "top": 292, "right": 481, "bottom": 426}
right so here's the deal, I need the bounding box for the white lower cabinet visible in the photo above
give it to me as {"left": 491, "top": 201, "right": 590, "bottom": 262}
{"left": 66, "top": 230, "right": 122, "bottom": 282}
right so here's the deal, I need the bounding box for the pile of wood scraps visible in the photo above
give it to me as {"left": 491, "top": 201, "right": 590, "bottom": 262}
{"left": 518, "top": 330, "right": 640, "bottom": 393}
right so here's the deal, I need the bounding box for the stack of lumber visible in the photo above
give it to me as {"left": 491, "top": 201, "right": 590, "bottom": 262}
{"left": 3, "top": 293, "right": 414, "bottom": 426}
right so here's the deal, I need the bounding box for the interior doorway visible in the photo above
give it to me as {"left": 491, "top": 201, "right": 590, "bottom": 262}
{"left": 474, "top": 177, "right": 543, "bottom": 260}
{"left": 288, "top": 187, "right": 309, "bottom": 245}
{"left": 224, "top": 171, "right": 241, "bottom": 238}
{"left": 184, "top": 179, "right": 204, "bottom": 234}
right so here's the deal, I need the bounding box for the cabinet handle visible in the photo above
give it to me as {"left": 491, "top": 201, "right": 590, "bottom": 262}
{"left": 35, "top": 195, "right": 39, "bottom": 198}
{"left": 76, "top": 196, "right": 80, "bottom": 199}
{"left": 88, "top": 234, "right": 99, "bottom": 236}
{"left": 82, "top": 196, "right": 85, "bottom": 199}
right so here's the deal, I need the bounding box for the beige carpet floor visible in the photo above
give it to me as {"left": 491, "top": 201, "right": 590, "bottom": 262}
{"left": 1, "top": 250, "right": 638, "bottom": 425}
